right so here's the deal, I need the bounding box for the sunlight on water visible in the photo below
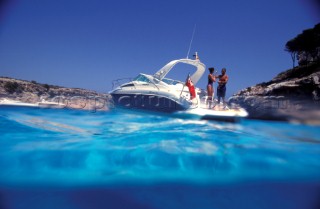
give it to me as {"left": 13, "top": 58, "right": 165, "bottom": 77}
{"left": 0, "top": 106, "right": 319, "bottom": 185}
{"left": 0, "top": 106, "right": 320, "bottom": 209}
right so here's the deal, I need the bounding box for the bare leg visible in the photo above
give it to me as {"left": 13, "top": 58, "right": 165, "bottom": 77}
{"left": 207, "top": 85, "right": 213, "bottom": 108}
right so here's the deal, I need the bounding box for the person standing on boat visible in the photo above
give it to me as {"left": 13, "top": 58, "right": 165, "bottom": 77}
{"left": 217, "top": 68, "right": 228, "bottom": 106}
{"left": 207, "top": 67, "right": 216, "bottom": 102}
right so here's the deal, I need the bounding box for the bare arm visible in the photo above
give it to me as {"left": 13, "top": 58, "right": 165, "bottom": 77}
{"left": 218, "top": 75, "right": 228, "bottom": 84}
{"left": 209, "top": 74, "right": 216, "bottom": 82}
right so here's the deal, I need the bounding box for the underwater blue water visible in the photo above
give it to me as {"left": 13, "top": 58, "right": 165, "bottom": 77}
{"left": 0, "top": 106, "right": 320, "bottom": 209}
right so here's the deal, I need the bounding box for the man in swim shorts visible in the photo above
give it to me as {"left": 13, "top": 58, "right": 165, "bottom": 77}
{"left": 217, "top": 68, "right": 228, "bottom": 106}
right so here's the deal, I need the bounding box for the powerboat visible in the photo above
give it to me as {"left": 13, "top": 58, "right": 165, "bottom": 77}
{"left": 110, "top": 58, "right": 205, "bottom": 112}
{"left": 109, "top": 55, "right": 248, "bottom": 122}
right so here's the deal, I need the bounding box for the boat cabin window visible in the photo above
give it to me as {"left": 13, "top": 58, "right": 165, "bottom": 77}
{"left": 162, "top": 78, "right": 181, "bottom": 85}
{"left": 133, "top": 74, "right": 151, "bottom": 83}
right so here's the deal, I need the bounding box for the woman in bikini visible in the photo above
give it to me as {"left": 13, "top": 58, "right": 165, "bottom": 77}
{"left": 207, "top": 67, "right": 216, "bottom": 102}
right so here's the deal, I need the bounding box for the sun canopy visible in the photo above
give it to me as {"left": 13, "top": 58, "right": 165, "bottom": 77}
{"left": 153, "top": 59, "right": 206, "bottom": 85}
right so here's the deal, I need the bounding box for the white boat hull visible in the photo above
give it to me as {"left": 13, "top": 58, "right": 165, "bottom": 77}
{"left": 173, "top": 107, "right": 248, "bottom": 122}
{"left": 110, "top": 93, "right": 186, "bottom": 113}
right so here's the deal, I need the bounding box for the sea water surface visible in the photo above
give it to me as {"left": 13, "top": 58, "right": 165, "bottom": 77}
{"left": 0, "top": 106, "right": 320, "bottom": 209}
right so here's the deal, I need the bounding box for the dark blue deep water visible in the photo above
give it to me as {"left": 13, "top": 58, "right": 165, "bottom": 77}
{"left": 0, "top": 106, "right": 320, "bottom": 209}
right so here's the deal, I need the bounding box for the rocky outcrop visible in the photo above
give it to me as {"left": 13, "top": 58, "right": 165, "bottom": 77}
{"left": 0, "top": 77, "right": 111, "bottom": 110}
{"left": 229, "top": 62, "right": 320, "bottom": 123}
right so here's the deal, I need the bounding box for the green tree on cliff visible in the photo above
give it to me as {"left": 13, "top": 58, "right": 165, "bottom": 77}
{"left": 285, "top": 23, "right": 320, "bottom": 67}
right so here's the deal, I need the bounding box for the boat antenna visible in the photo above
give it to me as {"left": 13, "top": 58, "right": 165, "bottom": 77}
{"left": 186, "top": 24, "right": 196, "bottom": 59}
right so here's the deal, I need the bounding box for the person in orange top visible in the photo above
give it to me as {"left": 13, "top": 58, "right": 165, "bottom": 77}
{"left": 217, "top": 68, "right": 228, "bottom": 106}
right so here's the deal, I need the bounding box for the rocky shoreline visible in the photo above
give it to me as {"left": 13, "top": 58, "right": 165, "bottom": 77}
{"left": 0, "top": 77, "right": 111, "bottom": 111}
{"left": 229, "top": 62, "right": 320, "bottom": 124}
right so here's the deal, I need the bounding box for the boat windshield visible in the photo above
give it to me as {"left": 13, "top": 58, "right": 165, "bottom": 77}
{"left": 133, "top": 74, "right": 151, "bottom": 83}
{"left": 162, "top": 78, "right": 182, "bottom": 85}
{"left": 133, "top": 74, "right": 182, "bottom": 86}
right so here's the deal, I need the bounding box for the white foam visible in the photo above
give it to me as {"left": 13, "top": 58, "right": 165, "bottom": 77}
{"left": 0, "top": 98, "right": 38, "bottom": 107}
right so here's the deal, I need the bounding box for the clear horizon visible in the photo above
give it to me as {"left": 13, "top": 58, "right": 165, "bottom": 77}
{"left": 0, "top": 0, "right": 319, "bottom": 97}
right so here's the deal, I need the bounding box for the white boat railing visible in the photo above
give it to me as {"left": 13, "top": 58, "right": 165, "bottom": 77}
{"left": 112, "top": 76, "right": 162, "bottom": 91}
{"left": 112, "top": 78, "right": 133, "bottom": 89}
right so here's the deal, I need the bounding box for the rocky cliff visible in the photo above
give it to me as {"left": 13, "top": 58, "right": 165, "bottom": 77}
{"left": 0, "top": 77, "right": 110, "bottom": 110}
{"left": 229, "top": 62, "right": 320, "bottom": 124}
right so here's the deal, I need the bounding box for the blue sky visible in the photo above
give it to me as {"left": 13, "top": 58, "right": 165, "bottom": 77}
{"left": 0, "top": 0, "right": 319, "bottom": 97}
